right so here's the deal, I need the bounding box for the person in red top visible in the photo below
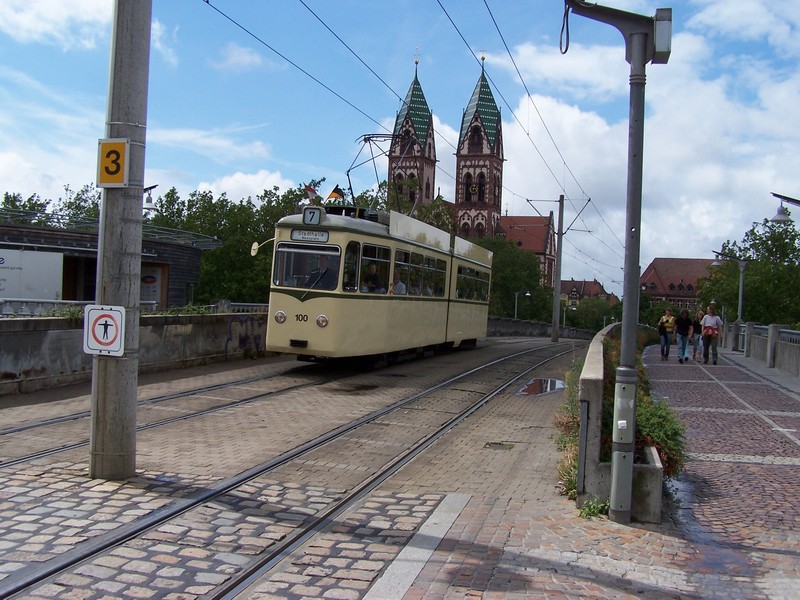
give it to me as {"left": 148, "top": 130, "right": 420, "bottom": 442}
{"left": 700, "top": 304, "right": 724, "bottom": 365}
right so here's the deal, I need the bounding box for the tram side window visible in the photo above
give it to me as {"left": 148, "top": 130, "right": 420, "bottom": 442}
{"left": 455, "top": 265, "right": 490, "bottom": 302}
{"left": 408, "top": 252, "right": 423, "bottom": 295}
{"left": 456, "top": 265, "right": 475, "bottom": 300}
{"left": 272, "top": 243, "right": 341, "bottom": 290}
{"left": 343, "top": 241, "right": 360, "bottom": 292}
{"left": 434, "top": 259, "right": 447, "bottom": 297}
{"left": 393, "top": 250, "right": 411, "bottom": 295}
{"left": 422, "top": 256, "right": 436, "bottom": 296}
{"left": 360, "top": 244, "right": 390, "bottom": 294}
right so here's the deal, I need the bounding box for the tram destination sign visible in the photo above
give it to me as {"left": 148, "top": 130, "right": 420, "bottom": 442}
{"left": 291, "top": 230, "right": 329, "bottom": 242}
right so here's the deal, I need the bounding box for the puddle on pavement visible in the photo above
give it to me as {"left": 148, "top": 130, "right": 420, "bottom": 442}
{"left": 516, "top": 378, "right": 564, "bottom": 396}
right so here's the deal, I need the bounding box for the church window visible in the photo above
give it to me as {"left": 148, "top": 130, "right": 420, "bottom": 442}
{"left": 464, "top": 173, "right": 473, "bottom": 203}
{"left": 475, "top": 222, "right": 485, "bottom": 238}
{"left": 477, "top": 173, "right": 486, "bottom": 203}
{"left": 468, "top": 126, "right": 483, "bottom": 153}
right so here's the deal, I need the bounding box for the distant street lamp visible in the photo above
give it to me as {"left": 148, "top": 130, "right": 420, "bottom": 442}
{"left": 514, "top": 290, "right": 531, "bottom": 319}
{"left": 711, "top": 251, "right": 747, "bottom": 323}
{"left": 771, "top": 192, "right": 800, "bottom": 224}
{"left": 563, "top": 303, "right": 576, "bottom": 327}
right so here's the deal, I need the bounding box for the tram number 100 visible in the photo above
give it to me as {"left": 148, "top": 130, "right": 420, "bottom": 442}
{"left": 295, "top": 314, "right": 309, "bottom": 322}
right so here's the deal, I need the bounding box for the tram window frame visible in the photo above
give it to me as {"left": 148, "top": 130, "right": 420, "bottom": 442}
{"left": 434, "top": 259, "right": 447, "bottom": 297}
{"left": 343, "top": 241, "right": 361, "bottom": 293}
{"left": 409, "top": 252, "right": 424, "bottom": 296}
{"left": 422, "top": 256, "right": 436, "bottom": 296}
{"left": 393, "top": 249, "right": 411, "bottom": 295}
{"left": 456, "top": 264, "right": 488, "bottom": 301}
{"left": 273, "top": 243, "right": 341, "bottom": 290}
{"left": 360, "top": 244, "right": 390, "bottom": 294}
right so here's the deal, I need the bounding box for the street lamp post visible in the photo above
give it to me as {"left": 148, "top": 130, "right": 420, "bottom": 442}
{"left": 563, "top": 0, "right": 671, "bottom": 524}
{"left": 712, "top": 250, "right": 747, "bottom": 351}
{"left": 514, "top": 290, "right": 530, "bottom": 319}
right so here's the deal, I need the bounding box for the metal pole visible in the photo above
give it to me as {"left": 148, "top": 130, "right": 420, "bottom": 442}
{"left": 514, "top": 291, "right": 519, "bottom": 319}
{"left": 737, "top": 261, "right": 746, "bottom": 322}
{"left": 551, "top": 195, "right": 565, "bottom": 341}
{"left": 608, "top": 30, "right": 649, "bottom": 525}
{"left": 90, "top": 0, "right": 152, "bottom": 480}
{"left": 565, "top": 0, "right": 671, "bottom": 525}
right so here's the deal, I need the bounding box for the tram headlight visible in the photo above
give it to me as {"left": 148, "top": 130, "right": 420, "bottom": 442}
{"left": 316, "top": 314, "right": 329, "bottom": 328}
{"left": 274, "top": 310, "right": 287, "bottom": 324}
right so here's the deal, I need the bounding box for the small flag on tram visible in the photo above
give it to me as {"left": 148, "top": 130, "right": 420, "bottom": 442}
{"left": 327, "top": 185, "right": 345, "bottom": 201}
{"left": 304, "top": 184, "right": 321, "bottom": 201}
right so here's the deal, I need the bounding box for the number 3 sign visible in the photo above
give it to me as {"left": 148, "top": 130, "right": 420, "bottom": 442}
{"left": 97, "top": 138, "right": 130, "bottom": 188}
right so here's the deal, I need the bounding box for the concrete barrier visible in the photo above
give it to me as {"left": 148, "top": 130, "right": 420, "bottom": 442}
{"left": 576, "top": 323, "right": 664, "bottom": 523}
{"left": 0, "top": 313, "right": 267, "bottom": 396}
{"left": 1, "top": 314, "right": 591, "bottom": 398}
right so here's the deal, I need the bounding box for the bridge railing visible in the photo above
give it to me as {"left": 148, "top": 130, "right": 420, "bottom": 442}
{"left": 725, "top": 321, "right": 800, "bottom": 377}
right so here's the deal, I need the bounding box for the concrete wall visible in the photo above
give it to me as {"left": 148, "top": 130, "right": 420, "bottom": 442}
{"left": 577, "top": 323, "right": 664, "bottom": 524}
{"left": 487, "top": 317, "right": 593, "bottom": 341}
{"left": 1, "top": 314, "right": 591, "bottom": 398}
{"left": 0, "top": 313, "right": 267, "bottom": 396}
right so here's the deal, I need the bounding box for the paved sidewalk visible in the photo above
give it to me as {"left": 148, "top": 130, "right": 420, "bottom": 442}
{"left": 365, "top": 345, "right": 800, "bottom": 599}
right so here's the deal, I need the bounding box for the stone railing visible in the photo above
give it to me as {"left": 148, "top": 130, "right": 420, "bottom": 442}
{"left": 725, "top": 322, "right": 800, "bottom": 377}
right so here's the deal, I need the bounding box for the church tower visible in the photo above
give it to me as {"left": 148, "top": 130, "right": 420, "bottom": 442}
{"left": 388, "top": 64, "right": 437, "bottom": 209}
{"left": 455, "top": 59, "right": 503, "bottom": 238}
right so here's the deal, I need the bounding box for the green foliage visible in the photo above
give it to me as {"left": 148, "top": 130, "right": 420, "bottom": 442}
{"left": 554, "top": 331, "right": 686, "bottom": 504}
{"left": 473, "top": 236, "right": 549, "bottom": 321}
{"left": 3, "top": 191, "right": 51, "bottom": 218}
{"left": 51, "top": 184, "right": 101, "bottom": 224}
{"left": 568, "top": 297, "right": 619, "bottom": 332}
{"left": 38, "top": 305, "right": 84, "bottom": 322}
{"left": 601, "top": 335, "right": 685, "bottom": 478}
{"left": 579, "top": 497, "right": 610, "bottom": 518}
{"left": 699, "top": 216, "right": 800, "bottom": 326}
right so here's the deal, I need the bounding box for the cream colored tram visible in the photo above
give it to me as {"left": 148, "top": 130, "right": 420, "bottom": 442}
{"left": 265, "top": 204, "right": 492, "bottom": 360}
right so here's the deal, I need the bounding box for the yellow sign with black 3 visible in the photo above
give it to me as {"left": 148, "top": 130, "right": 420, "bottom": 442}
{"left": 97, "top": 138, "right": 130, "bottom": 188}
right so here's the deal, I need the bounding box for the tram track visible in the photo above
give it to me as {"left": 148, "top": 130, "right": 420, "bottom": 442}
{"left": 0, "top": 358, "right": 382, "bottom": 469}
{"left": 1, "top": 340, "right": 583, "bottom": 599}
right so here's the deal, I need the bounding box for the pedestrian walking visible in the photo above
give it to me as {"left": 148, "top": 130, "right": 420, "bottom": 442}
{"left": 692, "top": 309, "right": 704, "bottom": 361}
{"left": 657, "top": 307, "right": 676, "bottom": 361}
{"left": 701, "top": 304, "right": 724, "bottom": 365}
{"left": 675, "top": 309, "right": 693, "bottom": 363}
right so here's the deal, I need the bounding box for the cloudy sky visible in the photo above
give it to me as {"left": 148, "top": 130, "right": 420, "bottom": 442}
{"left": 1, "top": 0, "right": 798, "bottom": 298}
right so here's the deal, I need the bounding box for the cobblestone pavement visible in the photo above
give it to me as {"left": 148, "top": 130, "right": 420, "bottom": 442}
{"left": 359, "top": 345, "right": 800, "bottom": 599}
{"left": 1, "top": 341, "right": 799, "bottom": 599}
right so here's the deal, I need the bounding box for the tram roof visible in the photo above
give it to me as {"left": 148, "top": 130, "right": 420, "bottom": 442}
{"left": 278, "top": 204, "right": 491, "bottom": 265}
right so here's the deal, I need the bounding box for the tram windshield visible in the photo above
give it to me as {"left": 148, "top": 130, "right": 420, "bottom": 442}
{"left": 273, "top": 243, "right": 341, "bottom": 290}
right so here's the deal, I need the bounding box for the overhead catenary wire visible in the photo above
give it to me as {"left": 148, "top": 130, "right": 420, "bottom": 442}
{"left": 200, "top": 0, "right": 625, "bottom": 288}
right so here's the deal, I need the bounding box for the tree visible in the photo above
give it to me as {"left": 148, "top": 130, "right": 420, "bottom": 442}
{"left": 2, "top": 192, "right": 51, "bottom": 225}
{"left": 51, "top": 184, "right": 100, "bottom": 225}
{"left": 473, "top": 236, "right": 549, "bottom": 320}
{"left": 699, "top": 216, "right": 800, "bottom": 326}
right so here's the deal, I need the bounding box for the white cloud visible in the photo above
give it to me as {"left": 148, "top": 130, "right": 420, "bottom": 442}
{"left": 197, "top": 170, "right": 295, "bottom": 202}
{"left": 147, "top": 126, "right": 271, "bottom": 164}
{"left": 209, "top": 43, "right": 264, "bottom": 73}
{"left": 0, "top": 0, "right": 110, "bottom": 50}
{"left": 488, "top": 42, "right": 630, "bottom": 102}
{"left": 151, "top": 19, "right": 178, "bottom": 67}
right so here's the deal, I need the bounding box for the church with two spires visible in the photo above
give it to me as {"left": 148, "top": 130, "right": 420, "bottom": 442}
{"left": 387, "top": 62, "right": 557, "bottom": 288}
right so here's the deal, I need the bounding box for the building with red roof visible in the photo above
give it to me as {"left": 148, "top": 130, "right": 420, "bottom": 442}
{"left": 639, "top": 257, "right": 714, "bottom": 311}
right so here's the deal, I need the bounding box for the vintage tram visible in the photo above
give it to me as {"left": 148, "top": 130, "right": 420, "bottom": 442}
{"left": 264, "top": 203, "right": 492, "bottom": 360}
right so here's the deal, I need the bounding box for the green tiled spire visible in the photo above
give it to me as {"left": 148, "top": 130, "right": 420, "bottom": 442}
{"left": 393, "top": 69, "right": 432, "bottom": 145}
{"left": 458, "top": 65, "right": 501, "bottom": 150}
